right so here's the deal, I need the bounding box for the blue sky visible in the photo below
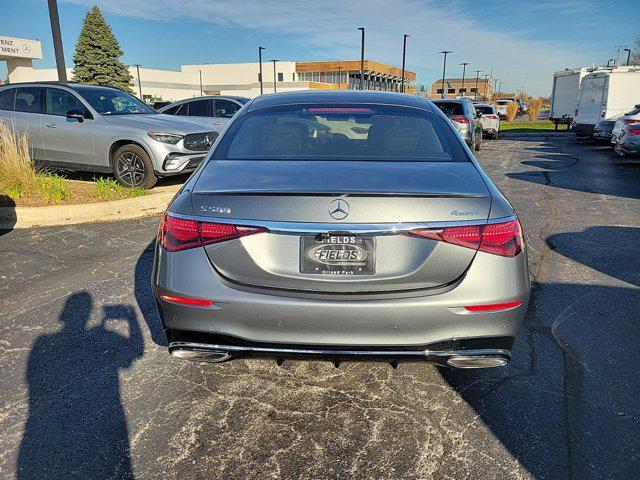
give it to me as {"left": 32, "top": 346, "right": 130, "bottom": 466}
{"left": 1, "top": 0, "right": 639, "bottom": 96}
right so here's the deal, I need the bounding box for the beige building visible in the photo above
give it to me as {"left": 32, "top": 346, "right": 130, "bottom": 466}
{"left": 430, "top": 77, "right": 494, "bottom": 100}
{"left": 2, "top": 36, "right": 416, "bottom": 102}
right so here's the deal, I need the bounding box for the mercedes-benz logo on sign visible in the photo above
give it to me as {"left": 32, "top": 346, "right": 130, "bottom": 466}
{"left": 329, "top": 199, "right": 350, "bottom": 220}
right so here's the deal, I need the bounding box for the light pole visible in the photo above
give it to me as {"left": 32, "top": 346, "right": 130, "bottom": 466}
{"left": 473, "top": 70, "right": 481, "bottom": 100}
{"left": 258, "top": 46, "right": 265, "bottom": 95}
{"left": 133, "top": 64, "right": 143, "bottom": 99}
{"left": 337, "top": 66, "right": 343, "bottom": 87}
{"left": 198, "top": 70, "right": 203, "bottom": 96}
{"left": 459, "top": 62, "right": 469, "bottom": 98}
{"left": 624, "top": 48, "right": 632, "bottom": 65}
{"left": 483, "top": 73, "right": 488, "bottom": 100}
{"left": 438, "top": 51, "right": 453, "bottom": 98}
{"left": 271, "top": 59, "right": 279, "bottom": 93}
{"left": 47, "top": 0, "right": 67, "bottom": 82}
{"left": 401, "top": 34, "right": 409, "bottom": 93}
{"left": 357, "top": 27, "right": 365, "bottom": 90}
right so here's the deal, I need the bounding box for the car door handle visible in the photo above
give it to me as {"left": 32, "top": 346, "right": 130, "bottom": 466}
{"left": 45, "top": 123, "right": 57, "bottom": 128}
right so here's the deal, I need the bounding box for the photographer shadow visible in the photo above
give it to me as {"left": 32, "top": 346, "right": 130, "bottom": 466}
{"left": 17, "top": 292, "right": 143, "bottom": 480}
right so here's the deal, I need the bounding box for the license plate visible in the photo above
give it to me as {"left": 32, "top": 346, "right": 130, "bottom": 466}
{"left": 301, "top": 235, "right": 375, "bottom": 275}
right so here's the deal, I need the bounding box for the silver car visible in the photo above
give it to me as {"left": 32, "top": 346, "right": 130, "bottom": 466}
{"left": 611, "top": 104, "right": 640, "bottom": 146}
{"left": 432, "top": 98, "right": 483, "bottom": 151}
{"left": 152, "top": 91, "right": 530, "bottom": 369}
{"left": 0, "top": 82, "right": 217, "bottom": 188}
{"left": 158, "top": 95, "right": 249, "bottom": 131}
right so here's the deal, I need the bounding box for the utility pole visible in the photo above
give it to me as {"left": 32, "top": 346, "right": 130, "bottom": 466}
{"left": 358, "top": 27, "right": 365, "bottom": 90}
{"left": 47, "top": 0, "right": 67, "bottom": 82}
{"left": 438, "top": 50, "right": 453, "bottom": 98}
{"left": 271, "top": 59, "right": 278, "bottom": 93}
{"left": 615, "top": 45, "right": 626, "bottom": 66}
{"left": 473, "top": 70, "right": 481, "bottom": 100}
{"left": 133, "top": 64, "right": 143, "bottom": 99}
{"left": 401, "top": 34, "right": 409, "bottom": 93}
{"left": 623, "top": 48, "right": 632, "bottom": 65}
{"left": 459, "top": 62, "right": 469, "bottom": 98}
{"left": 337, "top": 66, "right": 342, "bottom": 87}
{"left": 483, "top": 73, "right": 488, "bottom": 100}
{"left": 198, "top": 70, "right": 203, "bottom": 96}
{"left": 258, "top": 46, "right": 265, "bottom": 95}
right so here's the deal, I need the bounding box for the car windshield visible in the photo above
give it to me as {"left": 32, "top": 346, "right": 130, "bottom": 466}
{"left": 432, "top": 102, "right": 465, "bottom": 116}
{"left": 73, "top": 86, "right": 155, "bottom": 115}
{"left": 215, "top": 104, "right": 467, "bottom": 162}
{"left": 475, "top": 106, "right": 494, "bottom": 114}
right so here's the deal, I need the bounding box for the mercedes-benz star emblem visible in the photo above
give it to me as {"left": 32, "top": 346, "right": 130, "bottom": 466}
{"left": 328, "top": 199, "right": 350, "bottom": 220}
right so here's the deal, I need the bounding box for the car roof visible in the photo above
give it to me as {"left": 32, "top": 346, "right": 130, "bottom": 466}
{"left": 246, "top": 90, "right": 433, "bottom": 112}
{"left": 473, "top": 102, "right": 493, "bottom": 107}
{"left": 431, "top": 98, "right": 470, "bottom": 104}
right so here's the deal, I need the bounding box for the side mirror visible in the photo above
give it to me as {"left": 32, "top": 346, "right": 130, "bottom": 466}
{"left": 65, "top": 109, "right": 85, "bottom": 123}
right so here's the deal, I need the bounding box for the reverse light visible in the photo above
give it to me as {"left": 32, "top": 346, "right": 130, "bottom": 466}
{"left": 160, "top": 294, "right": 214, "bottom": 307}
{"left": 160, "top": 213, "right": 267, "bottom": 251}
{"left": 464, "top": 301, "right": 521, "bottom": 312}
{"left": 450, "top": 116, "right": 470, "bottom": 124}
{"left": 406, "top": 218, "right": 524, "bottom": 257}
{"left": 148, "top": 132, "right": 184, "bottom": 144}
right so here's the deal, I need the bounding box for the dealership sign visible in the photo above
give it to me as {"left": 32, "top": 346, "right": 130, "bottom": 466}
{"left": 0, "top": 36, "right": 42, "bottom": 60}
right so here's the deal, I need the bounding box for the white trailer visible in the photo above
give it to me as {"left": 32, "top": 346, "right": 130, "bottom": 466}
{"left": 574, "top": 66, "right": 640, "bottom": 135}
{"left": 550, "top": 68, "right": 588, "bottom": 126}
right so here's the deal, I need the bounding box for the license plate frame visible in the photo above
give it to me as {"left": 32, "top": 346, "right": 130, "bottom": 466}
{"left": 300, "top": 234, "right": 375, "bottom": 275}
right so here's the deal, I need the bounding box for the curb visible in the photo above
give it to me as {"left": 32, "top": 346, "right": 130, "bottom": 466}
{"left": 0, "top": 187, "right": 179, "bottom": 229}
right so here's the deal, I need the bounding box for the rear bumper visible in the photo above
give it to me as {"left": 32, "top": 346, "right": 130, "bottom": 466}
{"left": 573, "top": 123, "right": 595, "bottom": 135}
{"left": 153, "top": 242, "right": 531, "bottom": 357}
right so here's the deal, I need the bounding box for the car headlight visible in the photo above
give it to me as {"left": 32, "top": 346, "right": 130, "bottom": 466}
{"left": 148, "top": 132, "right": 184, "bottom": 144}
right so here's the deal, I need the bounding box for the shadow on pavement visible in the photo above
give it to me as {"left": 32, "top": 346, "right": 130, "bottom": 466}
{"left": 135, "top": 240, "right": 167, "bottom": 346}
{"left": 440, "top": 226, "right": 640, "bottom": 478}
{"left": 0, "top": 194, "right": 16, "bottom": 235}
{"left": 17, "top": 292, "right": 144, "bottom": 479}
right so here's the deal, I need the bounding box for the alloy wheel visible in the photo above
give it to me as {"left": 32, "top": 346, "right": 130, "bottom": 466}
{"left": 117, "top": 152, "right": 146, "bottom": 187}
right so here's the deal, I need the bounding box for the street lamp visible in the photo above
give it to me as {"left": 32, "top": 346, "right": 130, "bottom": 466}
{"left": 438, "top": 51, "right": 453, "bottom": 98}
{"left": 473, "top": 70, "right": 481, "bottom": 100}
{"left": 198, "top": 70, "right": 203, "bottom": 96}
{"left": 401, "top": 34, "right": 409, "bottom": 93}
{"left": 47, "top": 0, "right": 67, "bottom": 82}
{"left": 133, "top": 64, "right": 143, "bottom": 99}
{"left": 258, "top": 46, "right": 265, "bottom": 95}
{"left": 271, "top": 59, "right": 279, "bottom": 93}
{"left": 459, "top": 62, "right": 469, "bottom": 98}
{"left": 624, "top": 48, "right": 632, "bottom": 65}
{"left": 357, "top": 27, "right": 365, "bottom": 90}
{"left": 483, "top": 73, "right": 488, "bottom": 100}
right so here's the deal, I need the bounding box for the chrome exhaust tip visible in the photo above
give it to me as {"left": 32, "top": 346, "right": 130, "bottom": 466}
{"left": 170, "top": 348, "right": 232, "bottom": 363}
{"left": 446, "top": 355, "right": 508, "bottom": 369}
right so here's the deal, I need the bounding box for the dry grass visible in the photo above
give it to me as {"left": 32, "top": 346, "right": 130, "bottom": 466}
{"left": 506, "top": 102, "right": 519, "bottom": 122}
{"left": 0, "top": 123, "right": 40, "bottom": 200}
{"left": 528, "top": 98, "right": 543, "bottom": 121}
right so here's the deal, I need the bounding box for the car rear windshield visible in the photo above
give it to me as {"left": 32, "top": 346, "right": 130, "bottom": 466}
{"left": 475, "top": 105, "right": 494, "bottom": 115}
{"left": 214, "top": 104, "right": 467, "bottom": 162}
{"left": 432, "top": 102, "right": 465, "bottom": 116}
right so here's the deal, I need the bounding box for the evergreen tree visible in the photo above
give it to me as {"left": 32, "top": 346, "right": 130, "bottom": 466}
{"left": 72, "top": 6, "right": 133, "bottom": 93}
{"left": 632, "top": 37, "right": 640, "bottom": 65}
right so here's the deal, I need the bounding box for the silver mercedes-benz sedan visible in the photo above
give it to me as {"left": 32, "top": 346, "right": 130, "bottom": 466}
{"left": 152, "top": 90, "right": 530, "bottom": 369}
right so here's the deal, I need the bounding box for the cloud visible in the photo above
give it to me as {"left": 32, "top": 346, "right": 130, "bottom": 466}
{"left": 63, "top": 0, "right": 595, "bottom": 95}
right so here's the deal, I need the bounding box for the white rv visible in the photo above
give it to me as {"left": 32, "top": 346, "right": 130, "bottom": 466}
{"left": 573, "top": 66, "right": 640, "bottom": 135}
{"left": 550, "top": 68, "right": 588, "bottom": 125}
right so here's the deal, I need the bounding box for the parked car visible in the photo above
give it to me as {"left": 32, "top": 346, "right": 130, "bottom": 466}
{"left": 152, "top": 101, "right": 172, "bottom": 110}
{"left": 152, "top": 90, "right": 530, "bottom": 369}
{"left": 613, "top": 122, "right": 640, "bottom": 156}
{"left": 499, "top": 97, "right": 527, "bottom": 116}
{"left": 0, "top": 82, "right": 217, "bottom": 188}
{"left": 593, "top": 119, "right": 616, "bottom": 143}
{"left": 611, "top": 104, "right": 640, "bottom": 145}
{"left": 495, "top": 99, "right": 509, "bottom": 120}
{"left": 432, "top": 98, "right": 483, "bottom": 151}
{"left": 473, "top": 102, "right": 501, "bottom": 139}
{"left": 159, "top": 96, "right": 250, "bottom": 131}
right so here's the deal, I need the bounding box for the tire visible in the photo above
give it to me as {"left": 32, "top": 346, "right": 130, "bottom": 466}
{"left": 493, "top": 130, "right": 500, "bottom": 140}
{"left": 112, "top": 144, "right": 157, "bottom": 189}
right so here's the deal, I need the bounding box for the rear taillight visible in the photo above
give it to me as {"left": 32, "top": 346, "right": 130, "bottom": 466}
{"left": 485, "top": 114, "right": 498, "bottom": 119}
{"left": 406, "top": 218, "right": 524, "bottom": 257}
{"left": 624, "top": 119, "right": 638, "bottom": 125}
{"left": 450, "top": 116, "right": 470, "bottom": 124}
{"left": 628, "top": 128, "right": 640, "bottom": 135}
{"left": 160, "top": 213, "right": 267, "bottom": 251}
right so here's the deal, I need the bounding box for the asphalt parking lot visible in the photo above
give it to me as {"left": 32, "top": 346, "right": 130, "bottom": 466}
{"left": 1, "top": 136, "right": 639, "bottom": 479}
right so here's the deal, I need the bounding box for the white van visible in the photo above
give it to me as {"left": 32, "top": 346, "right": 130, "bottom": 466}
{"left": 550, "top": 68, "right": 588, "bottom": 126}
{"left": 574, "top": 66, "right": 640, "bottom": 135}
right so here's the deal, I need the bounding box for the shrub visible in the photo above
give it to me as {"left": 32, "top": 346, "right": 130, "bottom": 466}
{"left": 506, "top": 102, "right": 519, "bottom": 122}
{"left": 0, "top": 123, "right": 40, "bottom": 199}
{"left": 39, "top": 173, "right": 69, "bottom": 203}
{"left": 528, "top": 98, "right": 543, "bottom": 121}
{"left": 94, "top": 176, "right": 124, "bottom": 199}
